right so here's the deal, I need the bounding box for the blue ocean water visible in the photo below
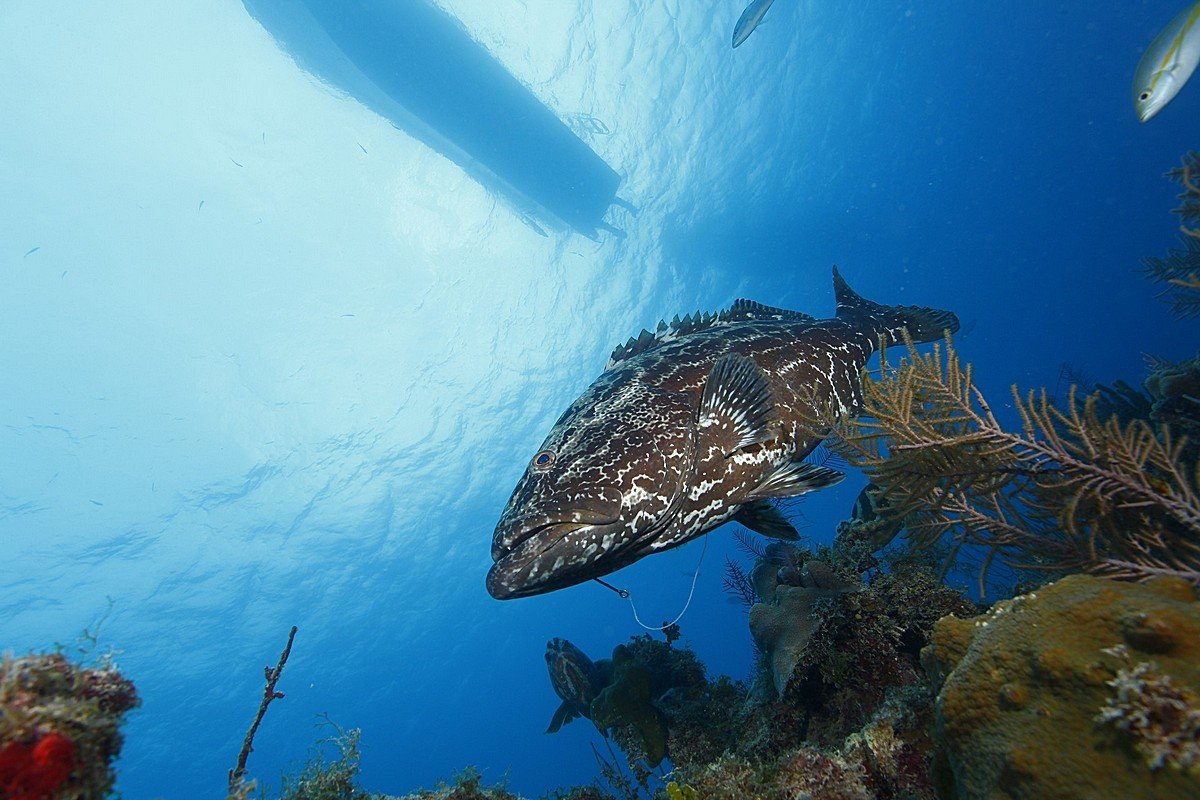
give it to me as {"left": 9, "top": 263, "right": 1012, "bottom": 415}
{"left": 0, "top": 0, "right": 1194, "bottom": 797}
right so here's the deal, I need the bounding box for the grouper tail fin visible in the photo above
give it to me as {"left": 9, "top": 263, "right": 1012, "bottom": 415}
{"left": 832, "top": 265, "right": 959, "bottom": 346}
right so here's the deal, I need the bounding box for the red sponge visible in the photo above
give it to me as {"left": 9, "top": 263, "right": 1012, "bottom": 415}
{"left": 0, "top": 733, "right": 76, "bottom": 800}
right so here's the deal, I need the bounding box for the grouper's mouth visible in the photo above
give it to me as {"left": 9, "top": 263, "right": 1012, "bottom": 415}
{"left": 487, "top": 516, "right": 630, "bottom": 600}
{"left": 493, "top": 508, "right": 622, "bottom": 557}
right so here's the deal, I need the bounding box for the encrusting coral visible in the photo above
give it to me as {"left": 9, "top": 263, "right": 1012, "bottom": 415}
{"left": 1096, "top": 644, "right": 1200, "bottom": 773}
{"left": 922, "top": 573, "right": 1200, "bottom": 799}
{"left": 0, "top": 650, "right": 139, "bottom": 800}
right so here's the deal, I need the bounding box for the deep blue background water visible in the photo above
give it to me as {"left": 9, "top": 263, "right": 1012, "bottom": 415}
{"left": 0, "top": 1, "right": 1195, "bottom": 797}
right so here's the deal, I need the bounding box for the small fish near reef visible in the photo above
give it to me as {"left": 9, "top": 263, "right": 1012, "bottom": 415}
{"left": 487, "top": 267, "right": 959, "bottom": 600}
{"left": 1133, "top": 0, "right": 1200, "bottom": 122}
{"left": 733, "top": 0, "right": 777, "bottom": 48}
{"left": 545, "top": 638, "right": 612, "bottom": 734}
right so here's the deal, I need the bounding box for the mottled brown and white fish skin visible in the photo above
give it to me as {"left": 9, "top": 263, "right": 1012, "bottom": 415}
{"left": 544, "top": 638, "right": 610, "bottom": 734}
{"left": 487, "top": 266, "right": 958, "bottom": 600}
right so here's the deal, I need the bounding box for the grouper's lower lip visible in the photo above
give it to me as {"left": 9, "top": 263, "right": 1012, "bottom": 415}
{"left": 486, "top": 521, "right": 624, "bottom": 600}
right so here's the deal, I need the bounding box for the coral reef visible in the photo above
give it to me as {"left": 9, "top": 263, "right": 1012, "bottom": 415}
{"left": 681, "top": 746, "right": 874, "bottom": 800}
{"left": 749, "top": 581, "right": 834, "bottom": 696}
{"left": 1144, "top": 352, "right": 1200, "bottom": 450}
{"left": 923, "top": 573, "right": 1200, "bottom": 799}
{"left": 269, "top": 725, "right": 535, "bottom": 800}
{"left": 734, "top": 542, "right": 975, "bottom": 778}
{"left": 642, "top": 531, "right": 974, "bottom": 800}
{"left": 675, "top": 682, "right": 942, "bottom": 800}
{"left": 821, "top": 336, "right": 1200, "bottom": 588}
{"left": 780, "top": 568, "right": 977, "bottom": 748}
{"left": 590, "top": 649, "right": 668, "bottom": 767}
{"left": 0, "top": 650, "right": 139, "bottom": 800}
{"left": 394, "top": 767, "right": 521, "bottom": 800}
{"left": 279, "top": 724, "right": 376, "bottom": 800}
{"left": 599, "top": 634, "right": 746, "bottom": 778}
{"left": 655, "top": 672, "right": 745, "bottom": 774}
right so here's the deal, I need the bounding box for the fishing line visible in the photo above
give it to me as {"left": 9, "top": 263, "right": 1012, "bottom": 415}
{"left": 592, "top": 535, "right": 709, "bottom": 631}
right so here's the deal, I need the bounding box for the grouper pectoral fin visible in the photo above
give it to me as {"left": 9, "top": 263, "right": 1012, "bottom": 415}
{"left": 734, "top": 499, "right": 800, "bottom": 540}
{"left": 699, "top": 353, "right": 774, "bottom": 456}
{"left": 546, "top": 701, "right": 579, "bottom": 733}
{"left": 746, "top": 460, "right": 844, "bottom": 501}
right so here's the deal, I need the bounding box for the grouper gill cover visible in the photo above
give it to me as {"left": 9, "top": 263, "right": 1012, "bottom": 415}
{"left": 487, "top": 267, "right": 959, "bottom": 599}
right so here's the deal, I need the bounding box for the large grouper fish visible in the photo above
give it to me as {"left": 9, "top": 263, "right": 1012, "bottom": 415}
{"left": 486, "top": 267, "right": 958, "bottom": 600}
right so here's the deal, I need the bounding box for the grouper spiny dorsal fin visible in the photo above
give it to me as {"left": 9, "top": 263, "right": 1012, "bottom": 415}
{"left": 605, "top": 299, "right": 817, "bottom": 370}
{"left": 723, "top": 299, "right": 817, "bottom": 324}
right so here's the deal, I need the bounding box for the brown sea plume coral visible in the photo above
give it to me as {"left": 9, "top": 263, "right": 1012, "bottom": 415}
{"left": 820, "top": 337, "right": 1200, "bottom": 590}
{"left": 1143, "top": 151, "right": 1200, "bottom": 318}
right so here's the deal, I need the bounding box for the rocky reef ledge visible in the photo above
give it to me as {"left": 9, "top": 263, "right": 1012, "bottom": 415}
{"left": 9, "top": 567, "right": 1195, "bottom": 799}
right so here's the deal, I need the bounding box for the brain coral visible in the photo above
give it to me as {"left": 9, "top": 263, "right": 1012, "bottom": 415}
{"left": 922, "top": 573, "right": 1199, "bottom": 800}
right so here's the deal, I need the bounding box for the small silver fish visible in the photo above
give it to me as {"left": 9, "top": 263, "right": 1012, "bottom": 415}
{"left": 1133, "top": 1, "right": 1200, "bottom": 122}
{"left": 733, "top": 0, "right": 777, "bottom": 48}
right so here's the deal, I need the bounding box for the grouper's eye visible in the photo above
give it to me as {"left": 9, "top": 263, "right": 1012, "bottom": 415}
{"left": 531, "top": 450, "right": 557, "bottom": 472}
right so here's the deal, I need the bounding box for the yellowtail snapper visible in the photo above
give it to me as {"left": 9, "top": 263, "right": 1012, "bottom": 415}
{"left": 1133, "top": 1, "right": 1200, "bottom": 122}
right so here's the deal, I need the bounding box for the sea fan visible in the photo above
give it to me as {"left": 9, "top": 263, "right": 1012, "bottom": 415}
{"left": 722, "top": 557, "right": 758, "bottom": 609}
{"left": 732, "top": 529, "right": 767, "bottom": 561}
{"left": 1142, "top": 237, "right": 1200, "bottom": 318}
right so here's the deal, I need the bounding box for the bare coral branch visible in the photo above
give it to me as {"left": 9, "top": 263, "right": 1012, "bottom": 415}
{"left": 228, "top": 625, "right": 298, "bottom": 797}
